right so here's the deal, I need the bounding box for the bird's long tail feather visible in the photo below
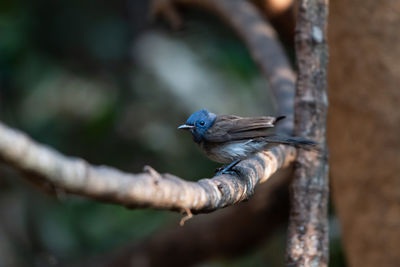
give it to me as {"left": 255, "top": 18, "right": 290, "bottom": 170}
{"left": 263, "top": 135, "right": 318, "bottom": 149}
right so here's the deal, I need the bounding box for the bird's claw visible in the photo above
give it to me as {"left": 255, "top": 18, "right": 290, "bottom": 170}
{"left": 215, "top": 159, "right": 241, "bottom": 176}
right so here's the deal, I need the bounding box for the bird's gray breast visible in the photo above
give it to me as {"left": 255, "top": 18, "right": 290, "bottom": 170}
{"left": 200, "top": 140, "right": 265, "bottom": 163}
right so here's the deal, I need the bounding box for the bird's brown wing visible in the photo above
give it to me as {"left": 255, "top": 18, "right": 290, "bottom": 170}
{"left": 203, "top": 115, "right": 284, "bottom": 142}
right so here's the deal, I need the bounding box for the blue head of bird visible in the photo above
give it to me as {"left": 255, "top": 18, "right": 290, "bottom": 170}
{"left": 178, "top": 109, "right": 217, "bottom": 143}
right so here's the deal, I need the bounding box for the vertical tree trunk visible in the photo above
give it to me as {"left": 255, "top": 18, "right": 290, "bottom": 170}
{"left": 286, "top": 0, "right": 329, "bottom": 266}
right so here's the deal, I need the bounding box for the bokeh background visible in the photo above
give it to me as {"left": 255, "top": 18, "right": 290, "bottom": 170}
{"left": 0, "top": 1, "right": 345, "bottom": 266}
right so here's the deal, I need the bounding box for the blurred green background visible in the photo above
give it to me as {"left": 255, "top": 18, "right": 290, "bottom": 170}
{"left": 0, "top": 1, "right": 344, "bottom": 266}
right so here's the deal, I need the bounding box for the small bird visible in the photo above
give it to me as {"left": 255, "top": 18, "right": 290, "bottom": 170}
{"left": 178, "top": 109, "right": 316, "bottom": 175}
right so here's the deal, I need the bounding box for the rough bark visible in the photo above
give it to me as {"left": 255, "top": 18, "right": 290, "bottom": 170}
{"left": 286, "top": 0, "right": 329, "bottom": 266}
{"left": 328, "top": 1, "right": 400, "bottom": 266}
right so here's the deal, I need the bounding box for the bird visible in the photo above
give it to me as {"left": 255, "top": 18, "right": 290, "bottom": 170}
{"left": 178, "top": 109, "right": 317, "bottom": 175}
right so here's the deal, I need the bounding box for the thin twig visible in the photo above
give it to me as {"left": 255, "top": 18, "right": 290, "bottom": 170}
{"left": 179, "top": 208, "right": 193, "bottom": 226}
{"left": 286, "top": 0, "right": 330, "bottom": 266}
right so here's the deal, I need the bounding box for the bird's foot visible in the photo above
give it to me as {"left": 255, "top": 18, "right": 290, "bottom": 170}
{"left": 215, "top": 159, "right": 241, "bottom": 176}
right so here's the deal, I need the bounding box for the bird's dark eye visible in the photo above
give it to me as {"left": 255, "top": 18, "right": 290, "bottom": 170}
{"left": 199, "top": 120, "right": 205, "bottom": 126}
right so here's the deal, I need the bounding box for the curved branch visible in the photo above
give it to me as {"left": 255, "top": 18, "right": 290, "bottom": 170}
{"left": 0, "top": 122, "right": 295, "bottom": 213}
{"left": 153, "top": 0, "right": 296, "bottom": 132}
{"left": 0, "top": 0, "right": 297, "bottom": 224}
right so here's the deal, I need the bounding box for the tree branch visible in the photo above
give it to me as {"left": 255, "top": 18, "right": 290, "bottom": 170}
{"left": 0, "top": 0, "right": 298, "bottom": 216}
{"left": 0, "top": 122, "right": 295, "bottom": 213}
{"left": 286, "top": 0, "right": 330, "bottom": 266}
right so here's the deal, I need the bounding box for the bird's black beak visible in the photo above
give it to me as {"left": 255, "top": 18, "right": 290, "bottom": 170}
{"left": 177, "top": 124, "right": 195, "bottom": 130}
